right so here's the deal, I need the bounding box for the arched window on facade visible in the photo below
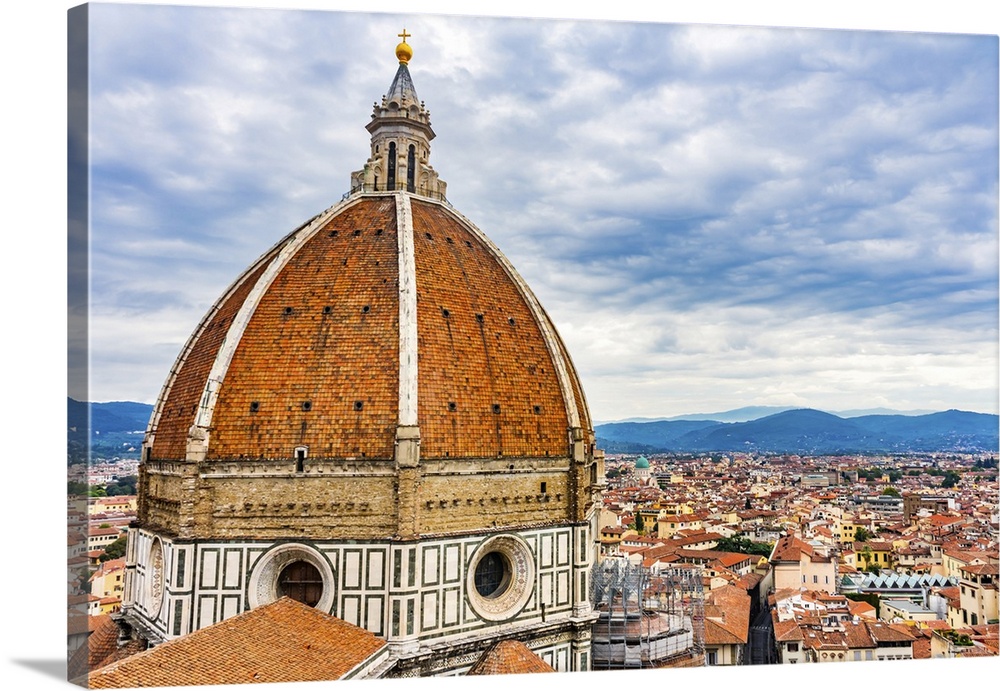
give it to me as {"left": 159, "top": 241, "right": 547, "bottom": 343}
{"left": 387, "top": 142, "right": 396, "bottom": 190}
{"left": 407, "top": 144, "right": 416, "bottom": 192}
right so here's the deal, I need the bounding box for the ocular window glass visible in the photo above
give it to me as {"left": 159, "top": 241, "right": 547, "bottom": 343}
{"left": 278, "top": 560, "right": 324, "bottom": 607}
{"left": 474, "top": 552, "right": 509, "bottom": 598}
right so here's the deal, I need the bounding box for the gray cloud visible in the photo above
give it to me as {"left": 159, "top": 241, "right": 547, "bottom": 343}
{"left": 82, "top": 5, "right": 998, "bottom": 421}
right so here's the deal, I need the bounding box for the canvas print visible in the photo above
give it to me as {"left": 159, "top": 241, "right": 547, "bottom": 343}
{"left": 66, "top": 2, "right": 998, "bottom": 689}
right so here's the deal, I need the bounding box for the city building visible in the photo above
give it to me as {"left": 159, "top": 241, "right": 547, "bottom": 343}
{"left": 769, "top": 534, "right": 838, "bottom": 595}
{"left": 955, "top": 562, "right": 998, "bottom": 628}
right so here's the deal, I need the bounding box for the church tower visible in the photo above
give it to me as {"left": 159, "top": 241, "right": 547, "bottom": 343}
{"left": 122, "top": 33, "right": 604, "bottom": 676}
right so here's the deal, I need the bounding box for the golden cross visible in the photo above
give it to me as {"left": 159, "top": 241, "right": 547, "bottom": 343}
{"left": 398, "top": 28, "right": 411, "bottom": 42}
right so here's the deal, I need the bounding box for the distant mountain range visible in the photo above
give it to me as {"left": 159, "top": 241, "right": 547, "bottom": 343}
{"left": 68, "top": 399, "right": 998, "bottom": 459}
{"left": 596, "top": 408, "right": 999, "bottom": 455}
{"left": 593, "top": 405, "right": 937, "bottom": 425}
{"left": 68, "top": 398, "right": 153, "bottom": 463}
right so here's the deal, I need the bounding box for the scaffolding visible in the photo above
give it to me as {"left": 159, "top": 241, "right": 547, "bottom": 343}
{"left": 590, "top": 559, "right": 705, "bottom": 669}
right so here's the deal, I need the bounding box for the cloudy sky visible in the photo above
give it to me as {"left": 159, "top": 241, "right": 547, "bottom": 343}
{"left": 74, "top": 2, "right": 999, "bottom": 423}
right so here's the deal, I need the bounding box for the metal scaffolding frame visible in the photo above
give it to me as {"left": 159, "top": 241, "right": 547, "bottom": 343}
{"left": 590, "top": 559, "right": 705, "bottom": 670}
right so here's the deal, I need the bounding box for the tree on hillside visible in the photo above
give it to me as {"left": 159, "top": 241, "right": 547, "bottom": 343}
{"left": 105, "top": 475, "right": 138, "bottom": 496}
{"left": 635, "top": 512, "right": 645, "bottom": 534}
{"left": 854, "top": 527, "right": 874, "bottom": 542}
{"left": 881, "top": 487, "right": 900, "bottom": 497}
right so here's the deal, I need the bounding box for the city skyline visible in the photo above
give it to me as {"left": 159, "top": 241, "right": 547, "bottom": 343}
{"left": 75, "top": 5, "right": 999, "bottom": 423}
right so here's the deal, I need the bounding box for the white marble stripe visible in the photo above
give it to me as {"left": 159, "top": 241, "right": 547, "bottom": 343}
{"left": 420, "top": 199, "right": 584, "bottom": 430}
{"left": 185, "top": 195, "right": 366, "bottom": 444}
{"left": 396, "top": 193, "right": 419, "bottom": 427}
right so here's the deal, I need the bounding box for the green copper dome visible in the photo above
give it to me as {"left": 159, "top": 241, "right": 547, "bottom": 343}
{"left": 634, "top": 456, "right": 650, "bottom": 469}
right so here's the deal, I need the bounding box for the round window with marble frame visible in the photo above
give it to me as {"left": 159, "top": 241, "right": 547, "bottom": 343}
{"left": 247, "top": 542, "right": 336, "bottom": 613}
{"left": 465, "top": 534, "right": 535, "bottom": 622}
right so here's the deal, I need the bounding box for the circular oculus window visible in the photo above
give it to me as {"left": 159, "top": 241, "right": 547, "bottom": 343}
{"left": 247, "top": 543, "right": 336, "bottom": 612}
{"left": 466, "top": 534, "right": 534, "bottom": 621}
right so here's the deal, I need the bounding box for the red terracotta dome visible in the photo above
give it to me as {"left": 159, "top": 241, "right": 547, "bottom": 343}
{"left": 146, "top": 193, "right": 591, "bottom": 463}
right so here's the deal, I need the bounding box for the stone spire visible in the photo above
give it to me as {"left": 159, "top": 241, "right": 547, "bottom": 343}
{"left": 350, "top": 31, "right": 446, "bottom": 199}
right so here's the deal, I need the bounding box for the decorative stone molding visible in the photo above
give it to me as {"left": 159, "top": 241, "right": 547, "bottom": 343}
{"left": 465, "top": 534, "right": 535, "bottom": 622}
{"left": 147, "top": 536, "right": 165, "bottom": 619}
{"left": 247, "top": 542, "right": 337, "bottom": 613}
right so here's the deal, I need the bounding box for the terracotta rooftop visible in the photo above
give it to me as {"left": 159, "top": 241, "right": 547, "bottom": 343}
{"left": 773, "top": 619, "right": 804, "bottom": 642}
{"left": 912, "top": 630, "right": 932, "bottom": 659}
{"left": 68, "top": 612, "right": 108, "bottom": 638}
{"left": 68, "top": 615, "right": 146, "bottom": 682}
{"left": 847, "top": 599, "right": 876, "bottom": 618}
{"left": 842, "top": 620, "right": 875, "bottom": 649}
{"left": 770, "top": 535, "right": 812, "bottom": 562}
{"left": 866, "top": 621, "right": 916, "bottom": 643}
{"left": 704, "top": 585, "right": 750, "bottom": 645}
{"left": 81, "top": 598, "right": 388, "bottom": 688}
{"left": 961, "top": 562, "right": 999, "bottom": 576}
{"left": 466, "top": 639, "right": 555, "bottom": 675}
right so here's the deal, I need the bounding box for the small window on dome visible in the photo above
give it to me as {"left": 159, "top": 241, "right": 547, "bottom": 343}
{"left": 376, "top": 228, "right": 383, "bottom": 236}
{"left": 249, "top": 401, "right": 260, "bottom": 413}
{"left": 533, "top": 405, "right": 541, "bottom": 415}
{"left": 301, "top": 401, "right": 312, "bottom": 412}
{"left": 446, "top": 237, "right": 454, "bottom": 244}
{"left": 354, "top": 401, "right": 364, "bottom": 411}
{"left": 283, "top": 307, "right": 294, "bottom": 316}
{"left": 448, "top": 402, "right": 457, "bottom": 412}
{"left": 323, "top": 305, "right": 332, "bottom": 315}
{"left": 425, "top": 232, "right": 433, "bottom": 240}
{"left": 492, "top": 404, "right": 501, "bottom": 414}
{"left": 362, "top": 305, "right": 371, "bottom": 313}
{"left": 329, "top": 230, "right": 339, "bottom": 238}
{"left": 475, "top": 313, "right": 484, "bottom": 323}
{"left": 508, "top": 317, "right": 516, "bottom": 326}
{"left": 353, "top": 229, "right": 362, "bottom": 237}
{"left": 441, "top": 308, "right": 450, "bottom": 318}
